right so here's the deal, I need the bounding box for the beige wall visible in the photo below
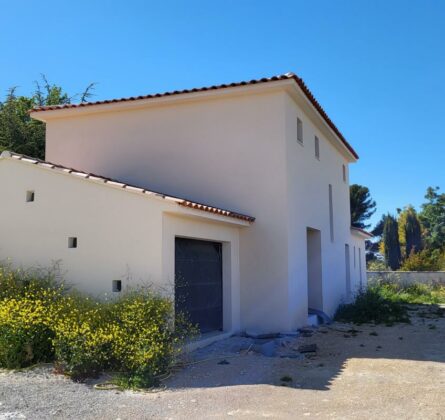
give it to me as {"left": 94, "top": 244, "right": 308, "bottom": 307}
{"left": 284, "top": 92, "right": 366, "bottom": 319}
{"left": 44, "top": 89, "right": 291, "bottom": 332}
{"left": 350, "top": 232, "right": 367, "bottom": 294}
{"left": 0, "top": 158, "right": 243, "bottom": 333}
{"left": 37, "top": 82, "right": 365, "bottom": 331}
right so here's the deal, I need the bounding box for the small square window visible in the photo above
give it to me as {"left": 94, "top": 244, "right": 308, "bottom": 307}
{"left": 315, "top": 136, "right": 320, "bottom": 159}
{"left": 112, "top": 280, "right": 122, "bottom": 293}
{"left": 297, "top": 117, "right": 303, "bottom": 144}
{"left": 68, "top": 237, "right": 78, "bottom": 248}
{"left": 26, "top": 191, "right": 35, "bottom": 202}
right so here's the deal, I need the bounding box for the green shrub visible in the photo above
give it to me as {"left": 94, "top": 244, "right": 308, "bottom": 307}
{"left": 399, "top": 249, "right": 443, "bottom": 271}
{"left": 0, "top": 288, "right": 63, "bottom": 368}
{"left": 0, "top": 264, "right": 63, "bottom": 300}
{"left": 52, "top": 290, "right": 195, "bottom": 386}
{"left": 0, "top": 265, "right": 195, "bottom": 387}
{"left": 52, "top": 297, "right": 114, "bottom": 380}
{"left": 367, "top": 260, "right": 388, "bottom": 271}
{"left": 108, "top": 291, "right": 179, "bottom": 387}
{"left": 335, "top": 286, "right": 410, "bottom": 325}
{"left": 0, "top": 324, "right": 54, "bottom": 369}
{"left": 378, "top": 282, "right": 445, "bottom": 304}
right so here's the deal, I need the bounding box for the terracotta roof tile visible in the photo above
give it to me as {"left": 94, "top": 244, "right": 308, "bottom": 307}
{"left": 30, "top": 73, "right": 358, "bottom": 159}
{"left": 1, "top": 151, "right": 255, "bottom": 223}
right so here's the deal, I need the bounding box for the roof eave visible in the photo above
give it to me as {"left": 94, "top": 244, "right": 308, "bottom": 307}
{"left": 0, "top": 151, "right": 255, "bottom": 225}
{"left": 29, "top": 73, "right": 359, "bottom": 161}
{"left": 29, "top": 79, "right": 294, "bottom": 122}
{"left": 351, "top": 226, "right": 373, "bottom": 239}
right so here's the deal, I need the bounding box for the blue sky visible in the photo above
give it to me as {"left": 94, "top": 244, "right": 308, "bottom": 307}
{"left": 1, "top": 0, "right": 444, "bottom": 227}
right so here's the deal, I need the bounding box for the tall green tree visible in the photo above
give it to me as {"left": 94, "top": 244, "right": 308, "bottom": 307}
{"left": 383, "top": 214, "right": 402, "bottom": 270}
{"left": 350, "top": 184, "right": 377, "bottom": 229}
{"left": 0, "top": 76, "right": 95, "bottom": 160}
{"left": 371, "top": 214, "right": 388, "bottom": 238}
{"left": 419, "top": 186, "right": 445, "bottom": 250}
{"left": 398, "top": 206, "right": 422, "bottom": 257}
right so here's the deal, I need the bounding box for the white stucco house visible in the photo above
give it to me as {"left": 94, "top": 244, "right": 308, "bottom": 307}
{"left": 0, "top": 73, "right": 371, "bottom": 335}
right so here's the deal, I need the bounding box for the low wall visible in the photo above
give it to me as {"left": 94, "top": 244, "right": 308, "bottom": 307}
{"left": 367, "top": 271, "right": 445, "bottom": 286}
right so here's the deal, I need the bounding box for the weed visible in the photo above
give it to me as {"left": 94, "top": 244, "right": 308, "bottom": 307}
{"left": 337, "top": 282, "right": 445, "bottom": 325}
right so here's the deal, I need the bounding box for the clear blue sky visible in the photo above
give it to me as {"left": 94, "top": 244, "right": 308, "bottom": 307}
{"left": 1, "top": 0, "right": 444, "bottom": 228}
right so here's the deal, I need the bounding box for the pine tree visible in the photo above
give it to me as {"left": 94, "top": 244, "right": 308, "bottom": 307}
{"left": 383, "top": 214, "right": 402, "bottom": 270}
{"left": 0, "top": 76, "right": 95, "bottom": 160}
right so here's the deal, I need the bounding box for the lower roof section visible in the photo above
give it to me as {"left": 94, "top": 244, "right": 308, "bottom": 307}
{"left": 0, "top": 151, "right": 255, "bottom": 224}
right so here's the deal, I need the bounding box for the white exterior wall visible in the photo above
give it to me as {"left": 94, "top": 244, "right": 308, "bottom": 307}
{"left": 44, "top": 89, "right": 291, "bottom": 332}
{"left": 0, "top": 159, "right": 242, "bottom": 332}
{"left": 35, "top": 83, "right": 366, "bottom": 332}
{"left": 350, "top": 232, "right": 367, "bottom": 294}
{"left": 284, "top": 93, "right": 361, "bottom": 318}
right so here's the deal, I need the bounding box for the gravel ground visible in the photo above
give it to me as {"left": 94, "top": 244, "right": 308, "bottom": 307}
{"left": 1, "top": 304, "right": 444, "bottom": 419}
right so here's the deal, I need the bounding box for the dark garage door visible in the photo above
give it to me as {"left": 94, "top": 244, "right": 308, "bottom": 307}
{"left": 175, "top": 238, "right": 223, "bottom": 333}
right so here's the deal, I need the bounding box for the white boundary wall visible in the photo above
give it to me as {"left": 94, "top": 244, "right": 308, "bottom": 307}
{"left": 368, "top": 271, "right": 445, "bottom": 286}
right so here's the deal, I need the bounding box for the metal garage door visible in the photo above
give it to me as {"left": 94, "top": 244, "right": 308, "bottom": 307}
{"left": 175, "top": 238, "right": 223, "bottom": 333}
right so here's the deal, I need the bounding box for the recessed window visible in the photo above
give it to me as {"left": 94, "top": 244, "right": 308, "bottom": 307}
{"left": 314, "top": 136, "right": 320, "bottom": 159}
{"left": 342, "top": 164, "right": 347, "bottom": 182}
{"left": 297, "top": 117, "right": 303, "bottom": 144}
{"left": 329, "top": 184, "right": 334, "bottom": 242}
{"left": 112, "top": 280, "right": 122, "bottom": 293}
{"left": 68, "top": 237, "right": 78, "bottom": 248}
{"left": 26, "top": 191, "right": 35, "bottom": 202}
{"left": 353, "top": 246, "right": 356, "bottom": 268}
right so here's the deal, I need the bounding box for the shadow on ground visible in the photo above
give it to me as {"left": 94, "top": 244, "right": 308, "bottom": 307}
{"left": 164, "top": 303, "right": 445, "bottom": 391}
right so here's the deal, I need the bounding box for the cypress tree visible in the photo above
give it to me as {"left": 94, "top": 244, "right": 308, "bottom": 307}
{"left": 405, "top": 209, "right": 422, "bottom": 257}
{"left": 383, "top": 215, "right": 402, "bottom": 270}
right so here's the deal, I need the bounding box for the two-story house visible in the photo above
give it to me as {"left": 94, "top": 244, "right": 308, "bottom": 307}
{"left": 0, "top": 73, "right": 371, "bottom": 337}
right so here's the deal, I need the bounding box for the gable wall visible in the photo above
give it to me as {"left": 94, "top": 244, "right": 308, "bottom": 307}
{"left": 45, "top": 91, "right": 292, "bottom": 332}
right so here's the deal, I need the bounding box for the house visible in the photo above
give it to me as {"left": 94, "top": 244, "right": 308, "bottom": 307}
{"left": 0, "top": 73, "right": 371, "bottom": 336}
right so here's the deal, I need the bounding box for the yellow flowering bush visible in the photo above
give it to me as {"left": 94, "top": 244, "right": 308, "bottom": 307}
{"left": 51, "top": 297, "right": 115, "bottom": 380}
{"left": 0, "top": 280, "right": 65, "bottom": 368}
{"left": 108, "top": 290, "right": 193, "bottom": 388}
{"left": 0, "top": 265, "right": 195, "bottom": 387}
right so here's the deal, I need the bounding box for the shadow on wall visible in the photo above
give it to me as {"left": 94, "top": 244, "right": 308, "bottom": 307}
{"left": 164, "top": 303, "right": 445, "bottom": 391}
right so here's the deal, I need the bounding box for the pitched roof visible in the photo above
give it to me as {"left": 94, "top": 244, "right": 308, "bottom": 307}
{"left": 0, "top": 151, "right": 255, "bottom": 223}
{"left": 351, "top": 226, "right": 373, "bottom": 238}
{"left": 30, "top": 73, "right": 358, "bottom": 159}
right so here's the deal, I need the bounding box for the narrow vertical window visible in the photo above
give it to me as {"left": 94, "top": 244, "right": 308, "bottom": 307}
{"left": 26, "top": 191, "right": 35, "bottom": 202}
{"left": 342, "top": 164, "right": 347, "bottom": 182}
{"left": 329, "top": 184, "right": 334, "bottom": 242}
{"left": 358, "top": 248, "right": 363, "bottom": 289}
{"left": 353, "top": 246, "right": 356, "bottom": 268}
{"left": 297, "top": 118, "right": 303, "bottom": 144}
{"left": 314, "top": 136, "right": 320, "bottom": 159}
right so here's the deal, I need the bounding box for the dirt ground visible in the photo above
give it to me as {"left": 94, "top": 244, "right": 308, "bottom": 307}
{"left": 1, "top": 304, "right": 444, "bottom": 419}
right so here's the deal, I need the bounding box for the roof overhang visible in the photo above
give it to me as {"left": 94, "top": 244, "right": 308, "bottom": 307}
{"left": 29, "top": 73, "right": 359, "bottom": 162}
{"left": 351, "top": 226, "right": 373, "bottom": 239}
